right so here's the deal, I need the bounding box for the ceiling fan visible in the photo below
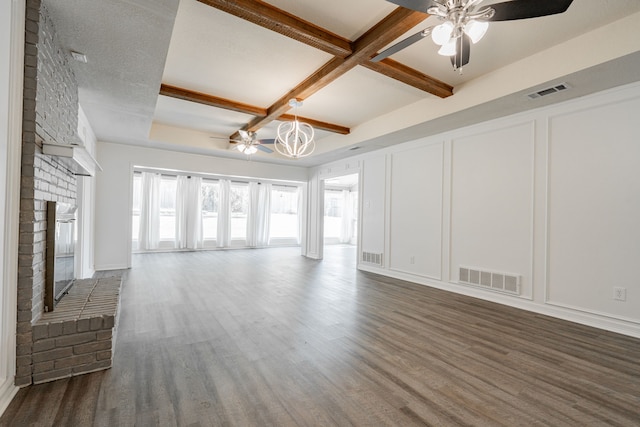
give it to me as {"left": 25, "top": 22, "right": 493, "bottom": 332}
{"left": 212, "top": 130, "right": 275, "bottom": 155}
{"left": 373, "top": 0, "right": 574, "bottom": 70}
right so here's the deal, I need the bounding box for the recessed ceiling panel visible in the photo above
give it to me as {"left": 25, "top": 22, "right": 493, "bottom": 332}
{"left": 162, "top": 0, "right": 333, "bottom": 107}
{"left": 265, "top": 0, "right": 397, "bottom": 40}
{"left": 154, "top": 95, "right": 256, "bottom": 136}
{"left": 301, "top": 66, "right": 431, "bottom": 127}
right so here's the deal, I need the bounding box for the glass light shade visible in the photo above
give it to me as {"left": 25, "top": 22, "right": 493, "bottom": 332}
{"left": 464, "top": 20, "right": 489, "bottom": 43}
{"left": 437, "top": 38, "right": 457, "bottom": 56}
{"left": 431, "top": 21, "right": 454, "bottom": 46}
{"left": 237, "top": 143, "right": 257, "bottom": 155}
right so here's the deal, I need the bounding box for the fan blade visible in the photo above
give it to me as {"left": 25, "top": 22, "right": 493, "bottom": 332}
{"left": 385, "top": 0, "right": 440, "bottom": 12}
{"left": 450, "top": 35, "right": 471, "bottom": 69}
{"left": 487, "top": 0, "right": 573, "bottom": 21}
{"left": 238, "top": 129, "right": 250, "bottom": 140}
{"left": 257, "top": 139, "right": 276, "bottom": 145}
{"left": 371, "top": 28, "right": 432, "bottom": 62}
{"left": 256, "top": 144, "right": 273, "bottom": 153}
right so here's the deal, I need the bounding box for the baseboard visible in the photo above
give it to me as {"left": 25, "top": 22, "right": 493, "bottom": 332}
{"left": 305, "top": 252, "right": 321, "bottom": 260}
{"left": 94, "top": 264, "right": 129, "bottom": 271}
{"left": 358, "top": 264, "right": 640, "bottom": 339}
{"left": 0, "top": 378, "right": 18, "bottom": 418}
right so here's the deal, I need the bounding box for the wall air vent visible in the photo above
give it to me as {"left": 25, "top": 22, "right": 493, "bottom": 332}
{"left": 459, "top": 266, "right": 521, "bottom": 295}
{"left": 527, "top": 83, "right": 570, "bottom": 99}
{"left": 362, "top": 252, "right": 383, "bottom": 266}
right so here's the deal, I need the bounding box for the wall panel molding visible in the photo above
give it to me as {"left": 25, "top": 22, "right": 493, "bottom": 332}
{"left": 545, "top": 87, "right": 640, "bottom": 322}
{"left": 449, "top": 120, "right": 536, "bottom": 300}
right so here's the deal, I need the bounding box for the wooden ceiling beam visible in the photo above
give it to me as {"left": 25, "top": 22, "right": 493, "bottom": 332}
{"left": 196, "top": 0, "right": 352, "bottom": 58}
{"left": 280, "top": 114, "right": 350, "bottom": 135}
{"left": 362, "top": 58, "right": 454, "bottom": 99}
{"left": 244, "top": 8, "right": 429, "bottom": 133}
{"left": 160, "top": 84, "right": 350, "bottom": 135}
{"left": 160, "top": 84, "right": 266, "bottom": 116}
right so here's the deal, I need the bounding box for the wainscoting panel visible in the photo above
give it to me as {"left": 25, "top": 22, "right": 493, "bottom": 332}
{"left": 547, "top": 94, "right": 640, "bottom": 322}
{"left": 389, "top": 143, "right": 443, "bottom": 279}
{"left": 450, "top": 121, "right": 535, "bottom": 299}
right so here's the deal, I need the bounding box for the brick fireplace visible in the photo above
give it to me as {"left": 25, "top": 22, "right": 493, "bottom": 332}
{"left": 16, "top": 0, "right": 118, "bottom": 386}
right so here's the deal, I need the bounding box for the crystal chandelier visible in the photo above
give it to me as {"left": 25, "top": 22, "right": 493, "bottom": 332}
{"left": 275, "top": 99, "right": 315, "bottom": 159}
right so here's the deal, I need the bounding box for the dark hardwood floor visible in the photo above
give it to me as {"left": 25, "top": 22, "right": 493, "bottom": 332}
{"left": 3, "top": 246, "right": 640, "bottom": 426}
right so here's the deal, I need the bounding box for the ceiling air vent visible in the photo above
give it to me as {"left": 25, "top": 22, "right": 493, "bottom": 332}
{"left": 527, "top": 83, "right": 570, "bottom": 99}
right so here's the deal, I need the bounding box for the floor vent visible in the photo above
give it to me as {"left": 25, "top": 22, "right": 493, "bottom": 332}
{"left": 527, "top": 82, "right": 570, "bottom": 99}
{"left": 362, "top": 252, "right": 383, "bottom": 266}
{"left": 459, "top": 266, "right": 520, "bottom": 295}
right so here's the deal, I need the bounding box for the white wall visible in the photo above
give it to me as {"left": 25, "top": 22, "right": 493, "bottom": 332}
{"left": 547, "top": 96, "right": 640, "bottom": 321}
{"left": 309, "top": 81, "right": 640, "bottom": 338}
{"left": 389, "top": 143, "right": 443, "bottom": 279}
{"left": 0, "top": 0, "right": 24, "bottom": 414}
{"left": 360, "top": 156, "right": 385, "bottom": 257}
{"left": 94, "top": 142, "right": 309, "bottom": 270}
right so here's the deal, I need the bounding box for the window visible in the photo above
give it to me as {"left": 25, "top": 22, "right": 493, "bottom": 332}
{"left": 201, "top": 180, "right": 219, "bottom": 241}
{"left": 270, "top": 185, "right": 299, "bottom": 242}
{"left": 230, "top": 182, "right": 249, "bottom": 240}
{"left": 324, "top": 189, "right": 343, "bottom": 240}
{"left": 131, "top": 170, "right": 302, "bottom": 251}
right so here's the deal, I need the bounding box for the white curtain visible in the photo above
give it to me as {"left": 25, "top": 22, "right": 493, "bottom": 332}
{"left": 217, "top": 179, "right": 231, "bottom": 248}
{"left": 175, "top": 176, "right": 203, "bottom": 250}
{"left": 246, "top": 182, "right": 271, "bottom": 247}
{"left": 339, "top": 189, "right": 354, "bottom": 244}
{"left": 138, "top": 172, "right": 161, "bottom": 250}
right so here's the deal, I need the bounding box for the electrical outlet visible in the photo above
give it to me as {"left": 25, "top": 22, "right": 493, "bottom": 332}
{"left": 410, "top": 256, "right": 415, "bottom": 265}
{"left": 613, "top": 287, "right": 627, "bottom": 301}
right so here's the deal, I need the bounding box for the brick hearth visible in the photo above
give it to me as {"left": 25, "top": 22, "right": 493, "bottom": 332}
{"left": 30, "top": 276, "right": 121, "bottom": 384}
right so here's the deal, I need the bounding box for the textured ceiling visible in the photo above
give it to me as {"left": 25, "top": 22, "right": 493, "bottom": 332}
{"left": 45, "top": 0, "right": 640, "bottom": 166}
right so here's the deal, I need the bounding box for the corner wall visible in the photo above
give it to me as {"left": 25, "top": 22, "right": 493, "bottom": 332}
{"left": 310, "top": 81, "right": 640, "bottom": 338}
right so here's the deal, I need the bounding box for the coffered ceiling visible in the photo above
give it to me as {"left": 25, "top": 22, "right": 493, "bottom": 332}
{"left": 46, "top": 0, "right": 640, "bottom": 166}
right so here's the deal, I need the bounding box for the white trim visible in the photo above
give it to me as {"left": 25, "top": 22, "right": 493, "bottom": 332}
{"left": 75, "top": 176, "right": 96, "bottom": 279}
{"left": 94, "top": 263, "right": 130, "bottom": 272}
{"left": 383, "top": 154, "right": 391, "bottom": 270}
{"left": 0, "top": 0, "right": 25, "bottom": 415}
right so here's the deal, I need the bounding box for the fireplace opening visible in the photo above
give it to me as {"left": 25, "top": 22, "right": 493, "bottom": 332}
{"left": 45, "top": 201, "right": 77, "bottom": 312}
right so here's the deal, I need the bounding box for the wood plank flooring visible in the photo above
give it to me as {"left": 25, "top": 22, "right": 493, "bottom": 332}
{"left": 2, "top": 245, "right": 640, "bottom": 426}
